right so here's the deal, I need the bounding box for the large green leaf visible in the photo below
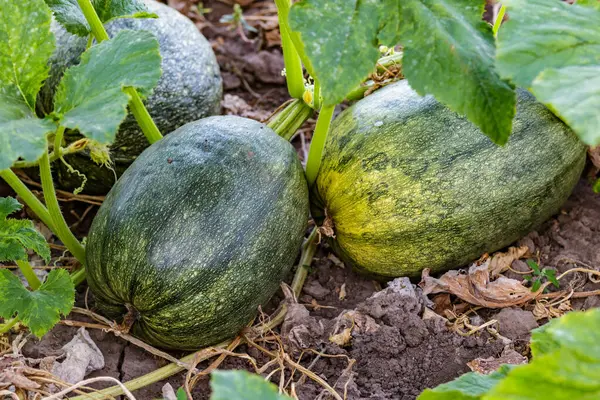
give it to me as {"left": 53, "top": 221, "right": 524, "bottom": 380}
{"left": 289, "top": 0, "right": 382, "bottom": 106}
{"left": 44, "top": 0, "right": 157, "bottom": 37}
{"left": 53, "top": 29, "right": 161, "bottom": 144}
{"left": 0, "top": 269, "right": 74, "bottom": 337}
{"left": 210, "top": 370, "right": 292, "bottom": 400}
{"left": 396, "top": 0, "right": 515, "bottom": 145}
{"left": 496, "top": 0, "right": 600, "bottom": 87}
{"left": 531, "top": 66, "right": 600, "bottom": 146}
{"left": 496, "top": 0, "right": 600, "bottom": 145}
{"left": 0, "top": 0, "right": 55, "bottom": 110}
{"left": 418, "top": 366, "right": 512, "bottom": 400}
{"left": 0, "top": 90, "right": 56, "bottom": 170}
{"left": 0, "top": 197, "right": 51, "bottom": 263}
{"left": 419, "top": 309, "right": 600, "bottom": 400}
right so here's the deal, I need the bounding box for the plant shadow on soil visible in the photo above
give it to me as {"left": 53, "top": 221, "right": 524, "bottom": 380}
{"left": 6, "top": 0, "right": 600, "bottom": 399}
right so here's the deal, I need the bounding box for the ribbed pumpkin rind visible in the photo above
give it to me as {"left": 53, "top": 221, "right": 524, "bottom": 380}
{"left": 312, "top": 81, "right": 587, "bottom": 278}
{"left": 39, "top": 0, "right": 222, "bottom": 194}
{"left": 86, "top": 116, "right": 308, "bottom": 350}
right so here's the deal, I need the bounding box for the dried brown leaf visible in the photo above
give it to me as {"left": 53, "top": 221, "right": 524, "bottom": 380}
{"left": 589, "top": 146, "right": 600, "bottom": 172}
{"left": 0, "top": 370, "right": 41, "bottom": 390}
{"left": 422, "top": 260, "right": 541, "bottom": 308}
{"left": 488, "top": 246, "right": 529, "bottom": 278}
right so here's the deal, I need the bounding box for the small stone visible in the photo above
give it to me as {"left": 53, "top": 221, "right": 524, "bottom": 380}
{"left": 493, "top": 307, "right": 538, "bottom": 340}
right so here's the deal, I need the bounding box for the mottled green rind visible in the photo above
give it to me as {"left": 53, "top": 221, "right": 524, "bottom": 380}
{"left": 38, "top": 0, "right": 222, "bottom": 194}
{"left": 86, "top": 116, "right": 309, "bottom": 350}
{"left": 312, "top": 80, "right": 586, "bottom": 278}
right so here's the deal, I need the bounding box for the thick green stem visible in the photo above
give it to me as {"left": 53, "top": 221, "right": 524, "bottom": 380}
{"left": 125, "top": 87, "right": 163, "bottom": 144}
{"left": 16, "top": 259, "right": 42, "bottom": 290}
{"left": 291, "top": 227, "right": 318, "bottom": 295}
{"left": 313, "top": 79, "right": 321, "bottom": 110}
{"left": 76, "top": 0, "right": 109, "bottom": 41}
{"left": 39, "top": 143, "right": 86, "bottom": 265}
{"left": 267, "top": 99, "right": 313, "bottom": 141}
{"left": 68, "top": 228, "right": 319, "bottom": 399}
{"left": 71, "top": 268, "right": 87, "bottom": 286}
{"left": 0, "top": 317, "right": 19, "bottom": 335}
{"left": 53, "top": 125, "right": 65, "bottom": 159}
{"left": 275, "top": 0, "right": 305, "bottom": 99}
{"left": 305, "top": 105, "right": 335, "bottom": 186}
{"left": 493, "top": 4, "right": 506, "bottom": 37}
{"left": 0, "top": 169, "right": 57, "bottom": 233}
{"left": 76, "top": 0, "right": 163, "bottom": 145}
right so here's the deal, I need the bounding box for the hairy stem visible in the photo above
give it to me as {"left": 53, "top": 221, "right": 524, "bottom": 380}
{"left": 0, "top": 169, "right": 57, "bottom": 233}
{"left": 305, "top": 105, "right": 335, "bottom": 186}
{"left": 274, "top": 0, "right": 305, "bottom": 99}
{"left": 39, "top": 135, "right": 86, "bottom": 265}
{"left": 68, "top": 228, "right": 319, "bottom": 399}
{"left": 76, "top": 0, "right": 163, "bottom": 144}
{"left": 16, "top": 259, "right": 42, "bottom": 290}
{"left": 0, "top": 318, "right": 19, "bottom": 335}
{"left": 267, "top": 98, "right": 313, "bottom": 141}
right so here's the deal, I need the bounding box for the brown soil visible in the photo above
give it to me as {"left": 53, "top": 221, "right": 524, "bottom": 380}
{"left": 3, "top": 1, "right": 600, "bottom": 399}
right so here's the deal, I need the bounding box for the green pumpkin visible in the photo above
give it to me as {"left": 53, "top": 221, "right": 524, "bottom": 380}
{"left": 85, "top": 116, "right": 309, "bottom": 350}
{"left": 311, "top": 80, "right": 586, "bottom": 278}
{"left": 38, "top": 0, "right": 222, "bottom": 194}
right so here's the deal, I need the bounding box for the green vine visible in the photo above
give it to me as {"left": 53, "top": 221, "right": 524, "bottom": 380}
{"left": 304, "top": 105, "right": 335, "bottom": 186}
{"left": 76, "top": 0, "right": 163, "bottom": 144}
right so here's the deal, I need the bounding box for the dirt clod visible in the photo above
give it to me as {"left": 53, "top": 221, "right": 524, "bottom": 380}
{"left": 493, "top": 307, "right": 538, "bottom": 341}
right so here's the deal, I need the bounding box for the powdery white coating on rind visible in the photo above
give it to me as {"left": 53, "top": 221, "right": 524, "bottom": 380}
{"left": 85, "top": 116, "right": 309, "bottom": 350}
{"left": 312, "top": 80, "right": 587, "bottom": 278}
{"left": 39, "top": 0, "right": 222, "bottom": 194}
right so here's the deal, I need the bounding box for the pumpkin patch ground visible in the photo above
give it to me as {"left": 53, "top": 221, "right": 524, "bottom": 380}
{"left": 2, "top": 1, "right": 600, "bottom": 399}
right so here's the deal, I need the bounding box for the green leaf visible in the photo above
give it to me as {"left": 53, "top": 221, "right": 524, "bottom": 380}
{"left": 486, "top": 309, "right": 600, "bottom": 400}
{"left": 496, "top": 0, "right": 600, "bottom": 88}
{"left": 53, "top": 29, "right": 161, "bottom": 144}
{"left": 0, "top": 0, "right": 55, "bottom": 110}
{"left": 0, "top": 90, "right": 56, "bottom": 170}
{"left": 0, "top": 197, "right": 51, "bottom": 263}
{"left": 0, "top": 268, "right": 74, "bottom": 337}
{"left": 496, "top": 0, "right": 600, "bottom": 145}
{"left": 44, "top": 0, "right": 157, "bottom": 37}
{"left": 530, "top": 308, "right": 600, "bottom": 359}
{"left": 577, "top": 0, "right": 600, "bottom": 10}
{"left": 417, "top": 365, "right": 512, "bottom": 399}
{"left": 176, "top": 387, "right": 187, "bottom": 400}
{"left": 526, "top": 260, "right": 540, "bottom": 274}
{"left": 44, "top": 0, "right": 90, "bottom": 37}
{"left": 396, "top": 0, "right": 516, "bottom": 145}
{"left": 289, "top": 0, "right": 382, "bottom": 106}
{"left": 530, "top": 65, "right": 600, "bottom": 146}
{"left": 594, "top": 177, "right": 600, "bottom": 193}
{"left": 210, "top": 370, "right": 292, "bottom": 400}
{"left": 542, "top": 268, "right": 560, "bottom": 288}
{"left": 0, "top": 196, "right": 22, "bottom": 219}
{"left": 93, "top": 0, "right": 158, "bottom": 24}
{"left": 531, "top": 279, "right": 541, "bottom": 292}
